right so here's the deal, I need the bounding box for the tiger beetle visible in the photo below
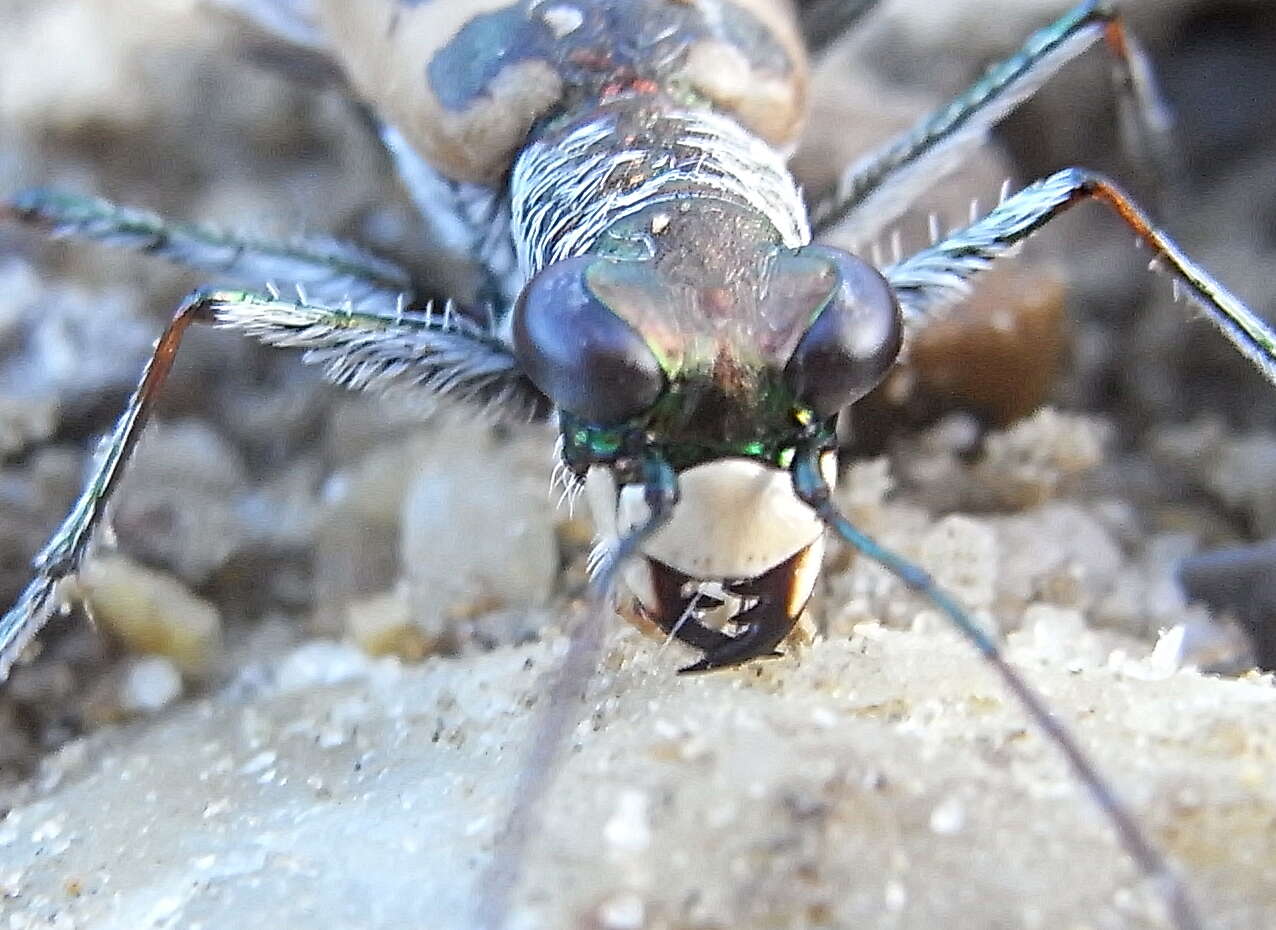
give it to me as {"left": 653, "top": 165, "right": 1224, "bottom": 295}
{"left": 4, "top": 3, "right": 1276, "bottom": 929}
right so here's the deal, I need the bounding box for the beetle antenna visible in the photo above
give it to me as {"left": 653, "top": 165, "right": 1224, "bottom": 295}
{"left": 590, "top": 458, "right": 679, "bottom": 599}
{"left": 475, "top": 457, "right": 679, "bottom": 930}
{"left": 789, "top": 444, "right": 1203, "bottom": 930}
{"left": 657, "top": 591, "right": 705, "bottom": 659}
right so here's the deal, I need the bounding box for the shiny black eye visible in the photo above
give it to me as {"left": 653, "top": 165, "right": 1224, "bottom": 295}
{"left": 783, "top": 246, "right": 903, "bottom": 419}
{"left": 512, "top": 256, "right": 666, "bottom": 425}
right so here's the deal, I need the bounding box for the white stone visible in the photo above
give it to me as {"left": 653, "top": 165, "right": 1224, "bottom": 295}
{"left": 119, "top": 656, "right": 183, "bottom": 714}
{"left": 400, "top": 429, "right": 558, "bottom": 638}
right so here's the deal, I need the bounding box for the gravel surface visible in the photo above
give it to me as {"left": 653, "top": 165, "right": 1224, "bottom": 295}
{"left": 1, "top": 1, "right": 1274, "bottom": 928}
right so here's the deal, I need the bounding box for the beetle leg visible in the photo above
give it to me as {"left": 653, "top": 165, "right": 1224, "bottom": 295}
{"left": 4, "top": 188, "right": 413, "bottom": 312}
{"left": 885, "top": 167, "right": 1276, "bottom": 386}
{"left": 379, "top": 124, "right": 520, "bottom": 310}
{"left": 0, "top": 290, "right": 216, "bottom": 680}
{"left": 206, "top": 287, "right": 547, "bottom": 417}
{"left": 0, "top": 285, "right": 547, "bottom": 681}
{"left": 795, "top": 0, "right": 883, "bottom": 56}
{"left": 791, "top": 444, "right": 1205, "bottom": 930}
{"left": 811, "top": 1, "right": 1174, "bottom": 243}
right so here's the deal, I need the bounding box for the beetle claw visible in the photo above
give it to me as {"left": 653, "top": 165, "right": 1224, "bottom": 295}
{"left": 676, "top": 573, "right": 800, "bottom": 674}
{"left": 643, "top": 558, "right": 736, "bottom": 654}
{"left": 644, "top": 546, "right": 815, "bottom": 673}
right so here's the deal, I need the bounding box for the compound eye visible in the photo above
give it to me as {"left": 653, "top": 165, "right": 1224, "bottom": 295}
{"left": 512, "top": 256, "right": 666, "bottom": 425}
{"left": 783, "top": 246, "right": 903, "bottom": 419}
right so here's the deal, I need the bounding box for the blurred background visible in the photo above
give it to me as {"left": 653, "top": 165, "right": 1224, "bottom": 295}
{"left": 0, "top": 0, "right": 1273, "bottom": 781}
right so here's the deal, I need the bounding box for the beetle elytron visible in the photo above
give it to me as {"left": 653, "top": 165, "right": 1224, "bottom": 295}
{"left": 3, "top": 2, "right": 1276, "bottom": 928}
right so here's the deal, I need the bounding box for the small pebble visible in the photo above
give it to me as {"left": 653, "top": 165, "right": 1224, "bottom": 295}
{"left": 274, "top": 641, "right": 373, "bottom": 692}
{"left": 119, "top": 656, "right": 183, "bottom": 714}
{"left": 603, "top": 790, "right": 652, "bottom": 855}
{"left": 596, "top": 891, "right": 646, "bottom": 930}
{"left": 929, "top": 796, "right": 966, "bottom": 835}
{"left": 346, "top": 586, "right": 435, "bottom": 661}
{"left": 238, "top": 750, "right": 277, "bottom": 776}
{"left": 1019, "top": 604, "right": 1100, "bottom": 666}
{"left": 401, "top": 429, "right": 558, "bottom": 641}
{"left": 884, "top": 878, "right": 908, "bottom": 912}
{"left": 78, "top": 554, "right": 222, "bottom": 676}
{"left": 920, "top": 515, "right": 998, "bottom": 611}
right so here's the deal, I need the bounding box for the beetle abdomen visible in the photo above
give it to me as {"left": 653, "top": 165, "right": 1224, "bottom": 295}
{"left": 314, "top": 0, "right": 808, "bottom": 185}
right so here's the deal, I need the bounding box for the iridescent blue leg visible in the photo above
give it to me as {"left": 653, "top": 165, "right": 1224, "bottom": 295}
{"left": 812, "top": 1, "right": 1174, "bottom": 243}
{"left": 789, "top": 443, "right": 1203, "bottom": 930}
{"left": 884, "top": 167, "right": 1276, "bottom": 385}
{"left": 4, "top": 188, "right": 412, "bottom": 311}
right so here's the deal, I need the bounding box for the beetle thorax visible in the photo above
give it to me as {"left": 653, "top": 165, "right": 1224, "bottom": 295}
{"left": 510, "top": 100, "right": 810, "bottom": 280}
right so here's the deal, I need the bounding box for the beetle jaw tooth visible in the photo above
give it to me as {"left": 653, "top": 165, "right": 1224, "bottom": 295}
{"left": 637, "top": 538, "right": 825, "bottom": 669}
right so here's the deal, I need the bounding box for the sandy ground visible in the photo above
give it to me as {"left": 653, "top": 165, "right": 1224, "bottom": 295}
{"left": 1, "top": 1, "right": 1275, "bottom": 927}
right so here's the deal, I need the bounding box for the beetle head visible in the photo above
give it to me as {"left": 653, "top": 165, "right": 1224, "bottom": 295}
{"left": 510, "top": 208, "right": 902, "bottom": 668}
